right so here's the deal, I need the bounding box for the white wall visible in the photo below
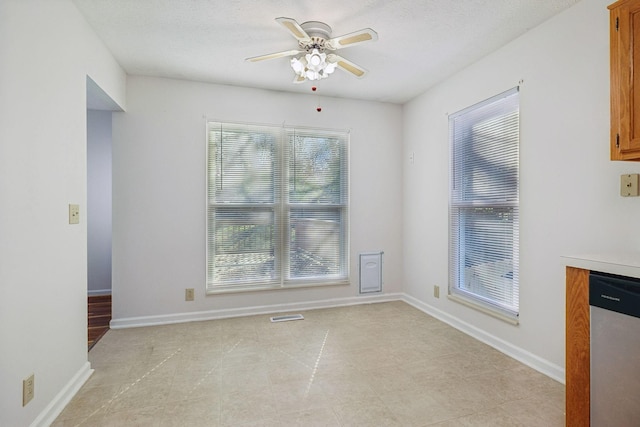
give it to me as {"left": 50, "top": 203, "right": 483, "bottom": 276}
{"left": 0, "top": 1, "right": 126, "bottom": 425}
{"left": 87, "top": 110, "right": 113, "bottom": 295}
{"left": 403, "top": 0, "right": 640, "bottom": 380}
{"left": 6, "top": 2, "right": 634, "bottom": 423}
{"left": 111, "top": 76, "right": 403, "bottom": 324}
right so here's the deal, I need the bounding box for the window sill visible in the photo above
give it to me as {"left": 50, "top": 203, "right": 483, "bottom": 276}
{"left": 447, "top": 293, "right": 519, "bottom": 325}
{"left": 206, "top": 279, "right": 350, "bottom": 295}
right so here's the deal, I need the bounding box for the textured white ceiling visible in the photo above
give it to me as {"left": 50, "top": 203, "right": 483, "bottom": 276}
{"left": 73, "top": 0, "right": 580, "bottom": 104}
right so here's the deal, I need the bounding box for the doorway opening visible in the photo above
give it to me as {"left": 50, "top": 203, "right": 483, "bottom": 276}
{"left": 86, "top": 76, "right": 121, "bottom": 349}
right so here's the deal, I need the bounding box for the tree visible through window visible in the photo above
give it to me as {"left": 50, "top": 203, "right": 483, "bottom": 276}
{"left": 449, "top": 88, "right": 520, "bottom": 319}
{"left": 207, "top": 122, "right": 349, "bottom": 292}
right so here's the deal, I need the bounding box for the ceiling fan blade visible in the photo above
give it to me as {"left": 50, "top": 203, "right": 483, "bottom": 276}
{"left": 275, "top": 17, "right": 311, "bottom": 42}
{"left": 246, "top": 49, "right": 304, "bottom": 62}
{"left": 326, "top": 54, "right": 367, "bottom": 78}
{"left": 326, "top": 28, "right": 378, "bottom": 50}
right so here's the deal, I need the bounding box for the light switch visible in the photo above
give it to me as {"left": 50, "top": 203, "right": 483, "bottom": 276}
{"left": 69, "top": 204, "right": 80, "bottom": 224}
{"left": 620, "top": 174, "right": 639, "bottom": 197}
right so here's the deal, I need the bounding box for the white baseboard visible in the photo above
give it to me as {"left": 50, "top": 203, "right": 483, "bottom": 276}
{"left": 88, "top": 289, "right": 111, "bottom": 296}
{"left": 110, "top": 292, "right": 403, "bottom": 329}
{"left": 31, "top": 362, "right": 93, "bottom": 427}
{"left": 402, "top": 294, "right": 565, "bottom": 384}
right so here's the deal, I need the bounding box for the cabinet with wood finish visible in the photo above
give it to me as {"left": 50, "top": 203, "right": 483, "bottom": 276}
{"left": 565, "top": 267, "right": 590, "bottom": 427}
{"left": 610, "top": 0, "right": 640, "bottom": 160}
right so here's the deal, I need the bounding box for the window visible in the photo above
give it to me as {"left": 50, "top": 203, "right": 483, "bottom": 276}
{"left": 207, "top": 122, "right": 349, "bottom": 293}
{"left": 449, "top": 87, "right": 520, "bottom": 320}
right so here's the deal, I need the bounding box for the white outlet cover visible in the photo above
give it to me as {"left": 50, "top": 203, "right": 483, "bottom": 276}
{"left": 69, "top": 204, "right": 80, "bottom": 224}
{"left": 620, "top": 174, "right": 639, "bottom": 197}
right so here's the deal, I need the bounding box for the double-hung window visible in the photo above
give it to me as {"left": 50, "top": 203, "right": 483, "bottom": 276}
{"left": 449, "top": 88, "right": 520, "bottom": 320}
{"left": 207, "top": 122, "right": 349, "bottom": 293}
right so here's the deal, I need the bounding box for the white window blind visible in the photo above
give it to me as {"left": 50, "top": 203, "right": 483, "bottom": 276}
{"left": 449, "top": 87, "right": 520, "bottom": 319}
{"left": 207, "top": 122, "right": 349, "bottom": 293}
{"left": 286, "top": 128, "right": 349, "bottom": 282}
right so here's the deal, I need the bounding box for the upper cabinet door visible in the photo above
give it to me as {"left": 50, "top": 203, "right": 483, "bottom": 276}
{"left": 610, "top": 0, "right": 640, "bottom": 161}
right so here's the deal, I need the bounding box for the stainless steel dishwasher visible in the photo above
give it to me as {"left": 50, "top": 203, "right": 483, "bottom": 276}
{"left": 590, "top": 271, "right": 640, "bottom": 426}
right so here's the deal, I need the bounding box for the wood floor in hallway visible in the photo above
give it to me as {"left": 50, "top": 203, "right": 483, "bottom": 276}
{"left": 88, "top": 294, "right": 111, "bottom": 350}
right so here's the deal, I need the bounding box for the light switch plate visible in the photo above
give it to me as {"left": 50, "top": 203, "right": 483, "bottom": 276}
{"left": 69, "top": 204, "right": 80, "bottom": 224}
{"left": 23, "top": 374, "right": 34, "bottom": 406}
{"left": 620, "top": 174, "right": 639, "bottom": 197}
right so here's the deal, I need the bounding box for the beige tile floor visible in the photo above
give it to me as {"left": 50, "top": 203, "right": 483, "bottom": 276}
{"left": 53, "top": 301, "right": 565, "bottom": 426}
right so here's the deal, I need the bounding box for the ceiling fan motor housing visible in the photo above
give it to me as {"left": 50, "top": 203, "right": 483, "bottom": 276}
{"left": 299, "top": 21, "right": 332, "bottom": 51}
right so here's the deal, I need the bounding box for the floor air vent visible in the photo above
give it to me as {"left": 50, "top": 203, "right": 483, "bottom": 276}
{"left": 270, "top": 314, "right": 304, "bottom": 323}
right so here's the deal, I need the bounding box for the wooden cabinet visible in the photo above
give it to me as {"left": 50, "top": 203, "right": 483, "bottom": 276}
{"left": 610, "top": 0, "right": 640, "bottom": 160}
{"left": 565, "top": 267, "right": 590, "bottom": 427}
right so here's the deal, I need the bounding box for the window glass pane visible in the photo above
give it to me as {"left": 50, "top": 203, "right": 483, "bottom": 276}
{"left": 453, "top": 111, "right": 519, "bottom": 203}
{"left": 209, "top": 127, "right": 277, "bottom": 204}
{"left": 288, "top": 208, "right": 344, "bottom": 279}
{"left": 289, "top": 133, "right": 346, "bottom": 204}
{"left": 452, "top": 95, "right": 519, "bottom": 204}
{"left": 208, "top": 207, "right": 276, "bottom": 285}
{"left": 455, "top": 206, "right": 518, "bottom": 312}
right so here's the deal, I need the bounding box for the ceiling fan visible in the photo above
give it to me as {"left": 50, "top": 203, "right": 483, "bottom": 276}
{"left": 246, "top": 17, "right": 378, "bottom": 83}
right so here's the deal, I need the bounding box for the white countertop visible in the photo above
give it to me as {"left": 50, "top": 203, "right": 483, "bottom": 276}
{"left": 562, "top": 253, "right": 640, "bottom": 279}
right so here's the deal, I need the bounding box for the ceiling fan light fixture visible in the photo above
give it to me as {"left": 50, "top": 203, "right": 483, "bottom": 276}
{"left": 291, "top": 48, "right": 336, "bottom": 81}
{"left": 324, "top": 62, "right": 337, "bottom": 74}
{"left": 291, "top": 57, "right": 306, "bottom": 74}
{"left": 307, "top": 50, "right": 323, "bottom": 67}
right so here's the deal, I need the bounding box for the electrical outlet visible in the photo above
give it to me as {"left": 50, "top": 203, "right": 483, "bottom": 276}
{"left": 185, "top": 288, "right": 194, "bottom": 301}
{"left": 23, "top": 374, "right": 34, "bottom": 406}
{"left": 434, "top": 285, "right": 440, "bottom": 298}
{"left": 69, "top": 204, "right": 80, "bottom": 224}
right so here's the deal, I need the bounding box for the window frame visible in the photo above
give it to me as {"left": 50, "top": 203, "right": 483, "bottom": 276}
{"left": 448, "top": 87, "right": 520, "bottom": 322}
{"left": 206, "top": 121, "right": 350, "bottom": 294}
